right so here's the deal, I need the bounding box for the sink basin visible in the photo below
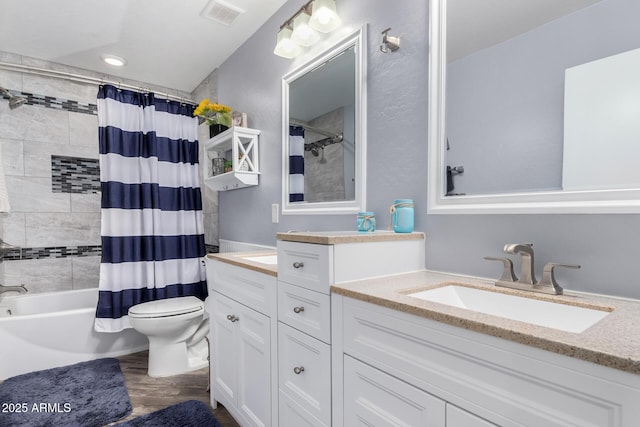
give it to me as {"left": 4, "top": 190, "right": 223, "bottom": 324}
{"left": 242, "top": 255, "right": 278, "bottom": 265}
{"left": 406, "top": 285, "right": 611, "bottom": 333}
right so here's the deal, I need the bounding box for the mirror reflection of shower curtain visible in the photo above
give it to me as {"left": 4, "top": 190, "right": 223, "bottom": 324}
{"left": 289, "top": 125, "right": 305, "bottom": 202}
{"left": 95, "top": 84, "right": 207, "bottom": 333}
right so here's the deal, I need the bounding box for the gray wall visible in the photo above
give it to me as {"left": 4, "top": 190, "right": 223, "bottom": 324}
{"left": 216, "top": 0, "right": 429, "bottom": 244}
{"left": 447, "top": 0, "right": 640, "bottom": 195}
{"left": 213, "top": 0, "right": 640, "bottom": 300}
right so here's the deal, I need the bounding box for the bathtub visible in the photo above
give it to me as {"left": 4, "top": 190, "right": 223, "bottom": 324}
{"left": 0, "top": 288, "right": 148, "bottom": 380}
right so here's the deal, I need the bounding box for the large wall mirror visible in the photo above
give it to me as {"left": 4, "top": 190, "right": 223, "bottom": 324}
{"left": 282, "top": 27, "right": 366, "bottom": 215}
{"left": 428, "top": 0, "right": 640, "bottom": 213}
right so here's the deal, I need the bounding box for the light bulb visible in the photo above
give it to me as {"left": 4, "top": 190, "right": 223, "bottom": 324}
{"left": 291, "top": 12, "right": 320, "bottom": 46}
{"left": 309, "top": 0, "right": 341, "bottom": 33}
{"left": 274, "top": 26, "right": 302, "bottom": 59}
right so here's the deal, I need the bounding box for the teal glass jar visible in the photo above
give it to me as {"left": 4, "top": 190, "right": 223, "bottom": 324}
{"left": 357, "top": 212, "right": 376, "bottom": 232}
{"left": 390, "top": 199, "right": 414, "bottom": 233}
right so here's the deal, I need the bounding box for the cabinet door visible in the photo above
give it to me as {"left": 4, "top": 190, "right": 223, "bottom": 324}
{"left": 211, "top": 292, "right": 238, "bottom": 407}
{"left": 278, "top": 323, "right": 331, "bottom": 426}
{"left": 236, "top": 301, "right": 272, "bottom": 427}
{"left": 344, "top": 355, "right": 446, "bottom": 427}
{"left": 447, "top": 404, "right": 496, "bottom": 427}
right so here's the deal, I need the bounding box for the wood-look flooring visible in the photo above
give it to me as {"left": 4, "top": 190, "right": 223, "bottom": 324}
{"left": 111, "top": 351, "right": 240, "bottom": 426}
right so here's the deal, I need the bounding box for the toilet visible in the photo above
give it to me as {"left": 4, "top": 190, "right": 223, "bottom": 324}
{"left": 128, "top": 296, "right": 209, "bottom": 378}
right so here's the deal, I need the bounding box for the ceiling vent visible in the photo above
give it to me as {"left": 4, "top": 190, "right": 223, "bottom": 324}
{"left": 201, "top": 0, "right": 246, "bottom": 26}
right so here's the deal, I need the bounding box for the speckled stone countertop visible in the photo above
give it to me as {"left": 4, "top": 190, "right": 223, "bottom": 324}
{"left": 206, "top": 251, "right": 277, "bottom": 277}
{"left": 276, "top": 230, "right": 425, "bottom": 245}
{"left": 331, "top": 270, "right": 640, "bottom": 375}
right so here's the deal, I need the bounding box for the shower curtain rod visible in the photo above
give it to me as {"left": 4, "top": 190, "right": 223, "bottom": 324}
{"left": 289, "top": 119, "right": 339, "bottom": 139}
{"left": 0, "top": 61, "right": 195, "bottom": 104}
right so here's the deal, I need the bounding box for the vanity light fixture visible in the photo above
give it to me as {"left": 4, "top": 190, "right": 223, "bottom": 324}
{"left": 273, "top": 0, "right": 341, "bottom": 59}
{"left": 101, "top": 54, "right": 127, "bottom": 67}
{"left": 291, "top": 11, "right": 320, "bottom": 46}
{"left": 274, "top": 26, "right": 303, "bottom": 59}
{"left": 308, "top": 0, "right": 341, "bottom": 33}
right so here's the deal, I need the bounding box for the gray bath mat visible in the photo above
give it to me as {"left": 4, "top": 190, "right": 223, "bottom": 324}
{"left": 0, "top": 357, "right": 132, "bottom": 427}
{"left": 115, "top": 400, "right": 221, "bottom": 427}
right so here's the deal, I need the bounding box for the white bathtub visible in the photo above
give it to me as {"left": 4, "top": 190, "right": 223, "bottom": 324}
{"left": 0, "top": 288, "right": 148, "bottom": 380}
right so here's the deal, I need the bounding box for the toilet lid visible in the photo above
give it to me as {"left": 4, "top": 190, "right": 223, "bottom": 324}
{"left": 128, "top": 296, "right": 204, "bottom": 318}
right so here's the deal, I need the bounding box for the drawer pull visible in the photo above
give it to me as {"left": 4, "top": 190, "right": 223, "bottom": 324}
{"left": 293, "top": 366, "right": 305, "bottom": 375}
{"left": 226, "top": 314, "right": 239, "bottom": 322}
{"left": 293, "top": 261, "right": 304, "bottom": 269}
{"left": 293, "top": 306, "right": 305, "bottom": 314}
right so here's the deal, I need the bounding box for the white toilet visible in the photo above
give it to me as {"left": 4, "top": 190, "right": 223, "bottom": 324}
{"left": 128, "top": 296, "right": 209, "bottom": 378}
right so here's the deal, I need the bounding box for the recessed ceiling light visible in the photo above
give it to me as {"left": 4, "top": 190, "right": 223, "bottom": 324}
{"left": 101, "top": 55, "right": 127, "bottom": 67}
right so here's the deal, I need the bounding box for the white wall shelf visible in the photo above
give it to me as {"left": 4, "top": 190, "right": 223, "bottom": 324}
{"left": 203, "top": 126, "right": 261, "bottom": 191}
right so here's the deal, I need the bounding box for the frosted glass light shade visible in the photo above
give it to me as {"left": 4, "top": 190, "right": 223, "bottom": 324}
{"left": 291, "top": 12, "right": 320, "bottom": 46}
{"left": 274, "top": 26, "right": 301, "bottom": 59}
{"left": 309, "top": 0, "right": 341, "bottom": 33}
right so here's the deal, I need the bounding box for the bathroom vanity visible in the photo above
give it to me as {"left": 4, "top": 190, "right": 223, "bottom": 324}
{"left": 331, "top": 272, "right": 640, "bottom": 427}
{"left": 205, "top": 232, "right": 640, "bottom": 427}
{"left": 205, "top": 252, "right": 278, "bottom": 427}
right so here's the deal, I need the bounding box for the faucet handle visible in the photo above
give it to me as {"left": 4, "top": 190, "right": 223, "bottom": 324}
{"left": 484, "top": 256, "right": 518, "bottom": 282}
{"left": 536, "top": 263, "right": 581, "bottom": 295}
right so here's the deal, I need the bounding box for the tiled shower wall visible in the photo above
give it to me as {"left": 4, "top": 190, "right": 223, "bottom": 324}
{"left": 0, "top": 51, "right": 219, "bottom": 294}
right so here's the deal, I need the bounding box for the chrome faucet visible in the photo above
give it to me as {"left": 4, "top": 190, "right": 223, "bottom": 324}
{"left": 485, "top": 244, "right": 580, "bottom": 295}
{"left": 0, "top": 284, "right": 28, "bottom": 297}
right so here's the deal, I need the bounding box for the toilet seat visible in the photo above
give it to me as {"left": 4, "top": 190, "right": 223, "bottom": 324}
{"left": 128, "top": 296, "right": 203, "bottom": 319}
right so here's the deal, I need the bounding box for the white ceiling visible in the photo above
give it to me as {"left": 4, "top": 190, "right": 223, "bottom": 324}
{"left": 447, "top": 0, "right": 602, "bottom": 62}
{"left": 0, "top": 0, "right": 288, "bottom": 92}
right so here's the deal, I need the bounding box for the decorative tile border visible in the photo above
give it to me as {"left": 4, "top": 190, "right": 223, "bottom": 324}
{"left": 51, "top": 155, "right": 100, "bottom": 194}
{"left": 1, "top": 89, "right": 97, "bottom": 115}
{"left": 2, "top": 245, "right": 102, "bottom": 261}
{"left": 3, "top": 244, "right": 219, "bottom": 261}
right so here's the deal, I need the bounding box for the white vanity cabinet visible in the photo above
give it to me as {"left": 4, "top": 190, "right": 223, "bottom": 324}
{"left": 205, "top": 257, "right": 277, "bottom": 427}
{"left": 334, "top": 294, "right": 640, "bottom": 427}
{"left": 276, "top": 233, "right": 426, "bottom": 427}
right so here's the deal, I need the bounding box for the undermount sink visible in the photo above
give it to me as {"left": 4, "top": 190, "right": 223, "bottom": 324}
{"left": 242, "top": 255, "right": 278, "bottom": 265}
{"left": 406, "top": 285, "right": 611, "bottom": 333}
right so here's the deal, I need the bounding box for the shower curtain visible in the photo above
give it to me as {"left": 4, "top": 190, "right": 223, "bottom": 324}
{"left": 289, "top": 125, "right": 305, "bottom": 202}
{"left": 94, "top": 84, "right": 207, "bottom": 333}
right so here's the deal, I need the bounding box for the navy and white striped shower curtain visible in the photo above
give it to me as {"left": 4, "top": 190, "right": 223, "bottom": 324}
{"left": 95, "top": 84, "right": 207, "bottom": 333}
{"left": 289, "top": 125, "right": 305, "bottom": 202}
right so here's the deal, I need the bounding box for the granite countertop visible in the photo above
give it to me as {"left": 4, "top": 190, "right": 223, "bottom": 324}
{"left": 331, "top": 270, "right": 640, "bottom": 375}
{"left": 206, "top": 251, "right": 277, "bottom": 277}
{"left": 276, "top": 230, "right": 425, "bottom": 245}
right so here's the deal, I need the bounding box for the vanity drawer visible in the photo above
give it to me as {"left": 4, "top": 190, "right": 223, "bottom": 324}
{"left": 205, "top": 257, "right": 276, "bottom": 316}
{"left": 277, "top": 241, "right": 333, "bottom": 293}
{"left": 278, "top": 282, "right": 331, "bottom": 344}
{"left": 278, "top": 323, "right": 331, "bottom": 426}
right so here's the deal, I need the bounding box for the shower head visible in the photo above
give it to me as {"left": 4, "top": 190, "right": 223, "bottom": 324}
{"left": 319, "top": 147, "right": 327, "bottom": 164}
{"left": 0, "top": 86, "right": 27, "bottom": 110}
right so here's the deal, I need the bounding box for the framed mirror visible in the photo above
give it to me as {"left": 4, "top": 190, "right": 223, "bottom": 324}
{"left": 428, "top": 0, "right": 640, "bottom": 214}
{"left": 281, "top": 27, "right": 366, "bottom": 215}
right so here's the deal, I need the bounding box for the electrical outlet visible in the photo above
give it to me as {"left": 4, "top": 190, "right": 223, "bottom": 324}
{"left": 271, "top": 203, "right": 279, "bottom": 223}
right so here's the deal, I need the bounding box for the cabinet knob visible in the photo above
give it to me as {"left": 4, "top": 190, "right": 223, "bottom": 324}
{"left": 293, "top": 261, "right": 304, "bottom": 269}
{"left": 293, "top": 306, "right": 305, "bottom": 314}
{"left": 226, "top": 314, "right": 239, "bottom": 322}
{"left": 293, "top": 366, "right": 305, "bottom": 375}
